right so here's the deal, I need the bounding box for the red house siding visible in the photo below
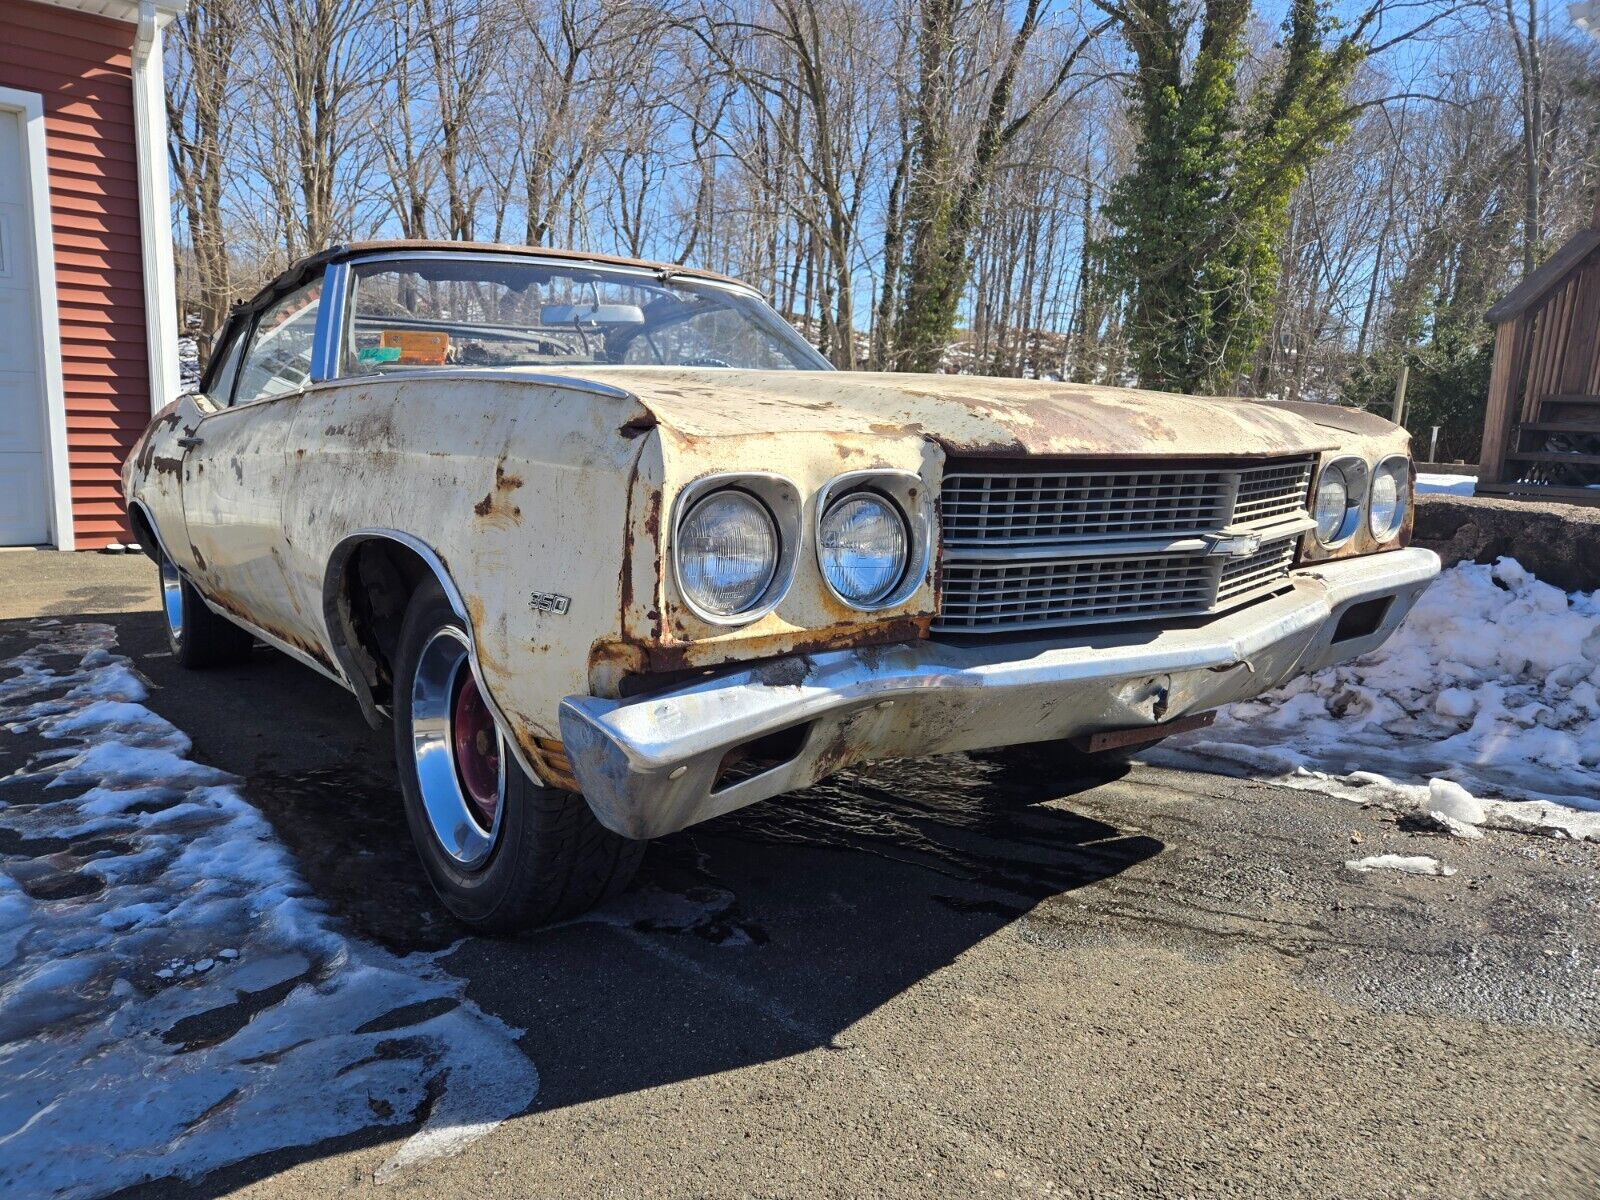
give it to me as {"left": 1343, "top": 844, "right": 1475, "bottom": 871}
{"left": 0, "top": 0, "right": 147, "bottom": 548}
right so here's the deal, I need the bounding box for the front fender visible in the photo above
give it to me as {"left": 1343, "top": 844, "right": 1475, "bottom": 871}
{"left": 123, "top": 395, "right": 205, "bottom": 572}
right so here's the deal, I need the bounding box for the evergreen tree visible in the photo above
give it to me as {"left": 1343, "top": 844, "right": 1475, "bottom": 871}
{"left": 1099, "top": 0, "right": 1362, "bottom": 393}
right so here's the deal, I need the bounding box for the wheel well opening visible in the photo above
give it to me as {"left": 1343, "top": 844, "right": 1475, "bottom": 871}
{"left": 127, "top": 505, "right": 160, "bottom": 563}
{"left": 330, "top": 539, "right": 434, "bottom": 711}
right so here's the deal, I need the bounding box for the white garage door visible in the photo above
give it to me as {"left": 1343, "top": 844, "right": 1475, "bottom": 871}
{"left": 0, "top": 105, "right": 51, "bottom": 546}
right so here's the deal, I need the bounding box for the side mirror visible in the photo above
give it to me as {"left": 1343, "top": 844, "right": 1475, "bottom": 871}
{"left": 540, "top": 303, "right": 646, "bottom": 328}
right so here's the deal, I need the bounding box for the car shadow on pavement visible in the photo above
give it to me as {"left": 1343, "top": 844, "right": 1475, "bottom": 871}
{"left": 5, "top": 610, "right": 1162, "bottom": 1197}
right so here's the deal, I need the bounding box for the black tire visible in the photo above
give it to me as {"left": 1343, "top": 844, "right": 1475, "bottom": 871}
{"left": 158, "top": 552, "right": 255, "bottom": 668}
{"left": 392, "top": 579, "right": 645, "bottom": 933}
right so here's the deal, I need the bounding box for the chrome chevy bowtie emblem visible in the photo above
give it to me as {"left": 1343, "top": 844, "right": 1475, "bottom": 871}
{"left": 1204, "top": 532, "right": 1264, "bottom": 558}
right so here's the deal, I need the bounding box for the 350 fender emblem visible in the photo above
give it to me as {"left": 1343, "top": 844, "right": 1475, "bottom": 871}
{"left": 529, "top": 591, "right": 571, "bottom": 615}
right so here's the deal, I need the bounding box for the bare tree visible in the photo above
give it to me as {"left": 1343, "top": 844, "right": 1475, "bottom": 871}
{"left": 252, "top": 0, "right": 391, "bottom": 255}
{"left": 166, "top": 0, "right": 241, "bottom": 360}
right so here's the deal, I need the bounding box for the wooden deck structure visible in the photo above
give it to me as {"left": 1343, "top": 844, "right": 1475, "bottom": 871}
{"left": 1477, "top": 193, "right": 1600, "bottom": 506}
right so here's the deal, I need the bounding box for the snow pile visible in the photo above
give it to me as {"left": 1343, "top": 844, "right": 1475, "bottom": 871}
{"left": 1157, "top": 558, "right": 1600, "bottom": 838}
{"left": 0, "top": 623, "right": 538, "bottom": 1198}
{"left": 1415, "top": 472, "right": 1476, "bottom": 496}
{"left": 1345, "top": 854, "right": 1456, "bottom": 877}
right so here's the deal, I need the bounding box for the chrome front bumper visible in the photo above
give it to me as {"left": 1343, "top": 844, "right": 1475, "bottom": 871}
{"left": 560, "top": 547, "right": 1441, "bottom": 839}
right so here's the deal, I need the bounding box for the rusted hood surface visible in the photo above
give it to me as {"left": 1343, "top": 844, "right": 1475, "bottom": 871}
{"left": 578, "top": 367, "right": 1343, "bottom": 458}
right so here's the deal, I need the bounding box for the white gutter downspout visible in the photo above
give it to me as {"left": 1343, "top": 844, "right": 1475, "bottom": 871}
{"left": 132, "top": 0, "right": 181, "bottom": 414}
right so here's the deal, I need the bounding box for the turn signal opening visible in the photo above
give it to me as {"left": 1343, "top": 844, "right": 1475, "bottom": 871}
{"left": 1332, "top": 597, "right": 1391, "bottom": 643}
{"left": 712, "top": 723, "right": 810, "bottom": 794}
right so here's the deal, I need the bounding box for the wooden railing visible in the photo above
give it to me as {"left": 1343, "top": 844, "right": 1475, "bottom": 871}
{"left": 1477, "top": 195, "right": 1600, "bottom": 503}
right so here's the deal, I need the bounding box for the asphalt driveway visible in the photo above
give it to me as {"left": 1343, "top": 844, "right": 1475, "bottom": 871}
{"left": 2, "top": 551, "right": 1597, "bottom": 1199}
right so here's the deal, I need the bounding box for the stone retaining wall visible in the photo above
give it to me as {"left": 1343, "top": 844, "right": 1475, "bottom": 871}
{"left": 1413, "top": 494, "right": 1600, "bottom": 593}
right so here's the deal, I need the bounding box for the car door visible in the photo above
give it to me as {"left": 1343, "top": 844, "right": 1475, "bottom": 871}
{"left": 181, "top": 276, "right": 324, "bottom": 647}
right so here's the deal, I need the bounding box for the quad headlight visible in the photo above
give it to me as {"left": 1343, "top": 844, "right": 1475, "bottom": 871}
{"left": 1368, "top": 456, "right": 1410, "bottom": 541}
{"left": 818, "top": 491, "right": 910, "bottom": 607}
{"left": 675, "top": 488, "right": 780, "bottom": 618}
{"left": 1313, "top": 457, "right": 1368, "bottom": 546}
{"left": 1313, "top": 467, "right": 1349, "bottom": 543}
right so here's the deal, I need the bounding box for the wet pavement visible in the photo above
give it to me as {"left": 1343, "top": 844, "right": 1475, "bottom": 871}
{"left": 2, "top": 552, "right": 1598, "bottom": 1199}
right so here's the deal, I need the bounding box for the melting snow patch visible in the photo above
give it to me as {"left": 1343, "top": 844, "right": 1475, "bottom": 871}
{"left": 1345, "top": 854, "right": 1456, "bottom": 877}
{"left": 1154, "top": 558, "right": 1600, "bottom": 841}
{"left": 1414, "top": 473, "right": 1476, "bottom": 496}
{"left": 0, "top": 623, "right": 538, "bottom": 1198}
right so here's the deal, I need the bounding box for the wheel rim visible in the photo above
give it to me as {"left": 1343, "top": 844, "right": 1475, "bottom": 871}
{"left": 159, "top": 556, "right": 184, "bottom": 645}
{"left": 410, "top": 627, "right": 505, "bottom": 869}
{"left": 451, "top": 671, "right": 501, "bottom": 824}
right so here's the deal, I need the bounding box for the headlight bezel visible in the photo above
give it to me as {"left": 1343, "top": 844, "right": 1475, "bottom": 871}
{"left": 670, "top": 473, "right": 801, "bottom": 625}
{"left": 1312, "top": 455, "right": 1369, "bottom": 548}
{"left": 1367, "top": 455, "right": 1411, "bottom": 542}
{"left": 814, "top": 469, "right": 932, "bottom": 612}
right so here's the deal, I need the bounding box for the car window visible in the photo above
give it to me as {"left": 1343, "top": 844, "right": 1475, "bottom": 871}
{"left": 619, "top": 307, "right": 800, "bottom": 369}
{"left": 203, "top": 323, "right": 248, "bottom": 404}
{"left": 339, "top": 257, "right": 828, "bottom": 374}
{"left": 233, "top": 280, "right": 323, "bottom": 405}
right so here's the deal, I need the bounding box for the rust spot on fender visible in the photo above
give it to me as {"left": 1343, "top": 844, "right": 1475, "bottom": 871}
{"left": 474, "top": 493, "right": 494, "bottom": 517}
{"left": 592, "top": 612, "right": 930, "bottom": 683}
{"left": 151, "top": 456, "right": 184, "bottom": 477}
{"left": 463, "top": 594, "right": 488, "bottom": 637}
{"left": 619, "top": 413, "right": 657, "bottom": 438}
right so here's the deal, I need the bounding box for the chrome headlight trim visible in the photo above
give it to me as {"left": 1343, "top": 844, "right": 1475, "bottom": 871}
{"left": 1368, "top": 454, "right": 1411, "bottom": 542}
{"left": 670, "top": 472, "right": 801, "bottom": 626}
{"left": 814, "top": 469, "right": 933, "bottom": 611}
{"left": 1313, "top": 455, "right": 1369, "bottom": 548}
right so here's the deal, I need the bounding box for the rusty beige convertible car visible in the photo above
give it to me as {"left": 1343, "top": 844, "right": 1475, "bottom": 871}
{"left": 125, "top": 242, "right": 1440, "bottom": 931}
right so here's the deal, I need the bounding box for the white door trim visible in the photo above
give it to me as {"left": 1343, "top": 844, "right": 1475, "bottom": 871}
{"left": 0, "top": 87, "right": 73, "bottom": 552}
{"left": 133, "top": 2, "right": 181, "bottom": 415}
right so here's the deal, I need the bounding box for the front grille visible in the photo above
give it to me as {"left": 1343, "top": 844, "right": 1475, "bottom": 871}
{"left": 935, "top": 456, "right": 1313, "bottom": 635}
{"left": 1233, "top": 459, "right": 1316, "bottom": 525}
{"left": 941, "top": 467, "right": 1233, "bottom": 545}
{"left": 1217, "top": 538, "right": 1298, "bottom": 604}
{"left": 939, "top": 553, "right": 1216, "bottom": 631}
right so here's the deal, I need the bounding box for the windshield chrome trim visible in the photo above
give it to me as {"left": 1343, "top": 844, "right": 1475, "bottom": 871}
{"left": 341, "top": 248, "right": 767, "bottom": 299}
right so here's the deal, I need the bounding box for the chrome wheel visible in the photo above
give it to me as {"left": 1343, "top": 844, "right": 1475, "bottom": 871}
{"left": 409, "top": 627, "right": 505, "bottom": 870}
{"left": 160, "top": 556, "right": 184, "bottom": 646}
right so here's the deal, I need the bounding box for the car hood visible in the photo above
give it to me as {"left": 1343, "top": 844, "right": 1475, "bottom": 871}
{"left": 576, "top": 368, "right": 1347, "bottom": 459}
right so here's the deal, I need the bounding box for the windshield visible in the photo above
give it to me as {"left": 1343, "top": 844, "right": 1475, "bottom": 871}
{"left": 342, "top": 256, "right": 828, "bottom": 374}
